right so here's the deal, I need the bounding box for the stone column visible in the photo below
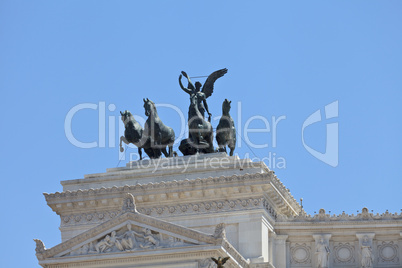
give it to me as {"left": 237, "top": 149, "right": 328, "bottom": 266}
{"left": 273, "top": 234, "right": 288, "bottom": 268}
{"left": 268, "top": 231, "right": 274, "bottom": 265}
{"left": 238, "top": 219, "right": 270, "bottom": 263}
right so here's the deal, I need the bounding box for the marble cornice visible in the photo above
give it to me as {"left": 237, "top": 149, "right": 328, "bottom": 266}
{"left": 44, "top": 172, "right": 302, "bottom": 216}
{"left": 46, "top": 173, "right": 271, "bottom": 201}
{"left": 40, "top": 249, "right": 234, "bottom": 268}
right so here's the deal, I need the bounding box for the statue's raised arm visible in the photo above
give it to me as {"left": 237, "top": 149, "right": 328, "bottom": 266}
{"left": 179, "top": 71, "right": 195, "bottom": 95}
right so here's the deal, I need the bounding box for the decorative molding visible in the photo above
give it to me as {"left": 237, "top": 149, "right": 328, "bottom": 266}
{"left": 213, "top": 223, "right": 226, "bottom": 239}
{"left": 290, "top": 243, "right": 311, "bottom": 264}
{"left": 34, "top": 239, "right": 45, "bottom": 254}
{"left": 44, "top": 172, "right": 301, "bottom": 215}
{"left": 377, "top": 241, "right": 399, "bottom": 263}
{"left": 277, "top": 208, "right": 402, "bottom": 223}
{"left": 333, "top": 242, "right": 355, "bottom": 264}
{"left": 262, "top": 199, "right": 277, "bottom": 219}
{"left": 60, "top": 197, "right": 273, "bottom": 227}
{"left": 34, "top": 239, "right": 46, "bottom": 260}
{"left": 42, "top": 251, "right": 236, "bottom": 268}
{"left": 45, "top": 174, "right": 271, "bottom": 200}
{"left": 121, "top": 193, "right": 138, "bottom": 213}
{"left": 61, "top": 210, "right": 121, "bottom": 226}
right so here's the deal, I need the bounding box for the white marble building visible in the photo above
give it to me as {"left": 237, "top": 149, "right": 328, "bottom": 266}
{"left": 35, "top": 153, "right": 402, "bottom": 268}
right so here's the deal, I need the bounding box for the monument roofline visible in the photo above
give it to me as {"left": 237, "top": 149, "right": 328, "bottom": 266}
{"left": 60, "top": 153, "right": 268, "bottom": 191}
{"left": 45, "top": 171, "right": 302, "bottom": 217}
{"left": 276, "top": 208, "right": 402, "bottom": 225}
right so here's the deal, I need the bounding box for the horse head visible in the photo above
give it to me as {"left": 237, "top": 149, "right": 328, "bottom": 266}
{"left": 222, "top": 99, "right": 232, "bottom": 114}
{"left": 120, "top": 110, "right": 133, "bottom": 125}
{"left": 143, "top": 98, "right": 155, "bottom": 117}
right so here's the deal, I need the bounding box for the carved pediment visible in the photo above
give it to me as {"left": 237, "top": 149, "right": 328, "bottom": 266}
{"left": 36, "top": 193, "right": 230, "bottom": 264}
{"left": 37, "top": 198, "right": 224, "bottom": 262}
{"left": 59, "top": 220, "right": 202, "bottom": 257}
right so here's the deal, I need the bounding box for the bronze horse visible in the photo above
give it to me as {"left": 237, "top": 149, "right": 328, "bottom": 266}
{"left": 119, "top": 110, "right": 144, "bottom": 160}
{"left": 140, "top": 98, "right": 175, "bottom": 158}
{"left": 216, "top": 99, "right": 236, "bottom": 156}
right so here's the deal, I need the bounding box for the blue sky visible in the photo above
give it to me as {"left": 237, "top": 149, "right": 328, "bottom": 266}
{"left": 1, "top": 1, "right": 401, "bottom": 266}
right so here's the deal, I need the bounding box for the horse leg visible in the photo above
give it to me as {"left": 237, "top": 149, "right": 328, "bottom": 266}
{"left": 207, "top": 130, "right": 214, "bottom": 153}
{"left": 217, "top": 144, "right": 224, "bottom": 152}
{"left": 120, "top": 136, "right": 129, "bottom": 152}
{"left": 168, "top": 145, "right": 173, "bottom": 157}
{"left": 138, "top": 147, "right": 143, "bottom": 160}
{"left": 229, "top": 147, "right": 234, "bottom": 156}
{"left": 228, "top": 139, "right": 235, "bottom": 156}
{"left": 161, "top": 147, "right": 169, "bottom": 158}
{"left": 192, "top": 128, "right": 201, "bottom": 154}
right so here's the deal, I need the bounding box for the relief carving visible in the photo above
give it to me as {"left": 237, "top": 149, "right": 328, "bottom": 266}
{"left": 361, "top": 235, "right": 374, "bottom": 268}
{"left": 313, "top": 234, "right": 331, "bottom": 268}
{"left": 378, "top": 241, "right": 399, "bottom": 263}
{"left": 34, "top": 239, "right": 45, "bottom": 254}
{"left": 121, "top": 193, "right": 138, "bottom": 213}
{"left": 290, "top": 243, "right": 311, "bottom": 264}
{"left": 315, "top": 236, "right": 330, "bottom": 268}
{"left": 333, "top": 242, "right": 354, "bottom": 264}
{"left": 213, "top": 223, "right": 226, "bottom": 239}
{"left": 67, "top": 223, "right": 197, "bottom": 256}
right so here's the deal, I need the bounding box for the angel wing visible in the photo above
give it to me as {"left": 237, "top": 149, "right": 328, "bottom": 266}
{"left": 221, "top": 257, "right": 230, "bottom": 264}
{"left": 202, "top": 68, "right": 228, "bottom": 98}
{"left": 211, "top": 257, "right": 218, "bottom": 264}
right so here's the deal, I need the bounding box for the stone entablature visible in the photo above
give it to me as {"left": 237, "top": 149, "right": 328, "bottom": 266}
{"left": 45, "top": 156, "right": 301, "bottom": 219}
{"left": 45, "top": 181, "right": 291, "bottom": 217}
{"left": 44, "top": 155, "right": 302, "bottom": 231}
{"left": 272, "top": 209, "right": 402, "bottom": 267}
{"left": 58, "top": 197, "right": 278, "bottom": 227}
{"left": 274, "top": 231, "right": 402, "bottom": 268}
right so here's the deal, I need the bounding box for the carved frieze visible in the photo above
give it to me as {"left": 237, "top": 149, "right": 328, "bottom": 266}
{"left": 60, "top": 197, "right": 273, "bottom": 227}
